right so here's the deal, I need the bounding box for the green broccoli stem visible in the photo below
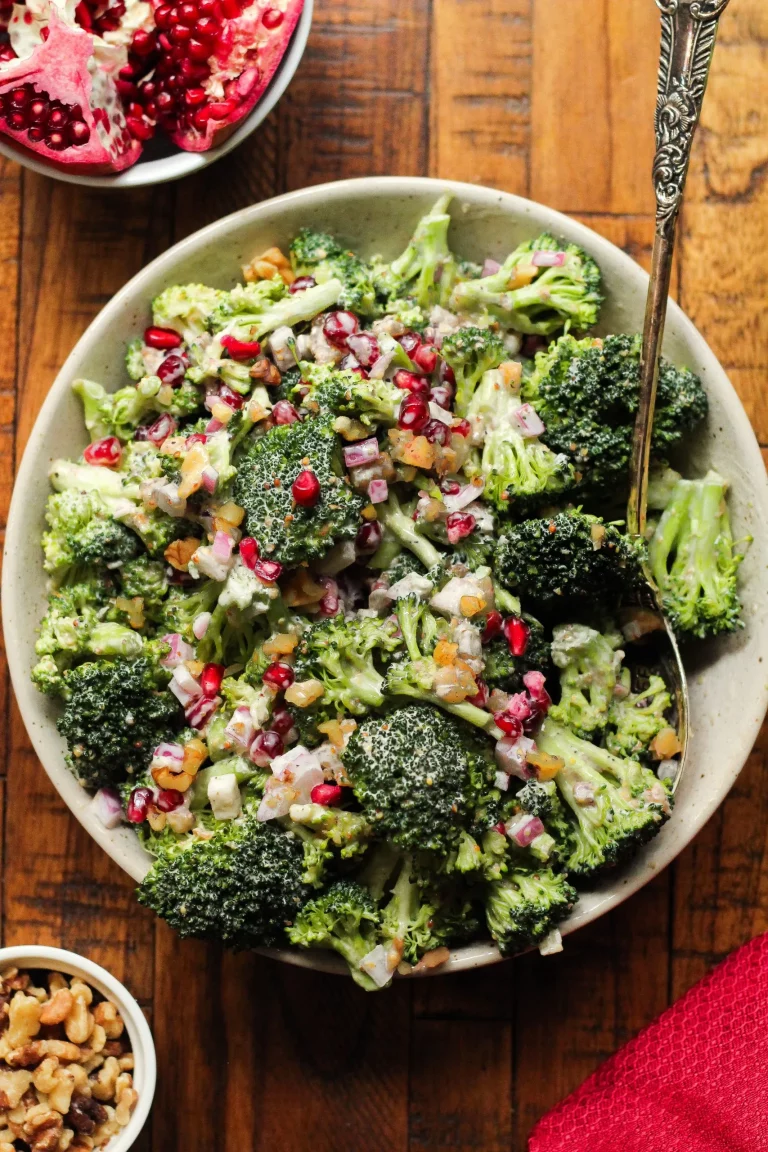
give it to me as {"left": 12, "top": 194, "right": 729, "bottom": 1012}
{"left": 396, "top": 598, "right": 425, "bottom": 662}
{"left": 233, "top": 279, "right": 344, "bottom": 339}
{"left": 649, "top": 479, "right": 694, "bottom": 590}
{"left": 378, "top": 493, "right": 443, "bottom": 570}
{"left": 388, "top": 678, "right": 496, "bottom": 733}
{"left": 350, "top": 664, "right": 387, "bottom": 708}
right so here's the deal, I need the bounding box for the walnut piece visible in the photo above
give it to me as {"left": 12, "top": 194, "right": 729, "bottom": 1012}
{"left": 40, "top": 989, "right": 74, "bottom": 1027}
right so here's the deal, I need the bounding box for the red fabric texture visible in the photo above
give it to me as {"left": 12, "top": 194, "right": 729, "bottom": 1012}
{"left": 528, "top": 933, "right": 768, "bottom": 1152}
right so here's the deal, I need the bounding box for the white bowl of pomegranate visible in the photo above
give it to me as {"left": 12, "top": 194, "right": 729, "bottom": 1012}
{"left": 0, "top": 0, "right": 312, "bottom": 187}
{"left": 0, "top": 946, "right": 155, "bottom": 1150}
{"left": 4, "top": 177, "right": 768, "bottom": 988}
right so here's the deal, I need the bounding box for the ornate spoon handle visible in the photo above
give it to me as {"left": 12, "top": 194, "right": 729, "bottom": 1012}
{"left": 628, "top": 0, "right": 732, "bottom": 536}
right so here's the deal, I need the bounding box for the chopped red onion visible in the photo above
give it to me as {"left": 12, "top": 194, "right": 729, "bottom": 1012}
{"left": 225, "top": 706, "right": 255, "bottom": 750}
{"left": 151, "top": 741, "right": 184, "bottom": 769}
{"left": 212, "top": 531, "right": 234, "bottom": 561}
{"left": 201, "top": 465, "right": 219, "bottom": 494}
{"left": 369, "top": 351, "right": 395, "bottom": 379}
{"left": 193, "top": 613, "right": 211, "bottom": 640}
{"left": 89, "top": 787, "right": 123, "bottom": 830}
{"left": 443, "top": 482, "right": 484, "bottom": 514}
{"left": 532, "top": 250, "right": 567, "bottom": 267}
{"left": 160, "top": 633, "right": 195, "bottom": 669}
{"left": 573, "top": 781, "right": 597, "bottom": 806}
{"left": 170, "top": 664, "right": 203, "bottom": 706}
{"left": 185, "top": 694, "right": 220, "bottom": 730}
{"left": 505, "top": 813, "right": 545, "bottom": 847}
{"left": 495, "top": 734, "right": 536, "bottom": 779}
{"left": 368, "top": 478, "right": 389, "bottom": 504}
{"left": 205, "top": 417, "right": 224, "bottom": 434}
{"left": 482, "top": 258, "right": 501, "bottom": 277}
{"left": 511, "top": 403, "right": 546, "bottom": 438}
{"left": 343, "top": 438, "right": 380, "bottom": 469}
{"left": 318, "top": 576, "right": 340, "bottom": 617}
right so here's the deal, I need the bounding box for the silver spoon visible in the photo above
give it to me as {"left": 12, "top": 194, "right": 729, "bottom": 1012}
{"left": 626, "top": 0, "right": 732, "bottom": 791}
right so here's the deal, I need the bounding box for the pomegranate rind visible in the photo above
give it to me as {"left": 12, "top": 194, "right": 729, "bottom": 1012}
{"left": 0, "top": 12, "right": 142, "bottom": 173}
{"left": 170, "top": 0, "right": 305, "bottom": 153}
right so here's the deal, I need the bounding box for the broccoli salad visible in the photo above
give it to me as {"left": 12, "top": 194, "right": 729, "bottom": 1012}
{"left": 32, "top": 195, "right": 747, "bottom": 989}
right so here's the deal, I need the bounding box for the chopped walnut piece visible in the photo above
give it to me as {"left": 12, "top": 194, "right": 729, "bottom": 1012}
{"left": 0, "top": 1068, "right": 33, "bottom": 1108}
{"left": 249, "top": 357, "right": 282, "bottom": 386}
{"left": 40, "top": 989, "right": 74, "bottom": 1027}
{"left": 90, "top": 1057, "right": 119, "bottom": 1103}
{"left": 114, "top": 1087, "right": 138, "bottom": 1127}
{"left": 164, "top": 536, "right": 202, "bottom": 572}
{"left": 243, "top": 246, "right": 295, "bottom": 286}
{"left": 4, "top": 992, "right": 42, "bottom": 1050}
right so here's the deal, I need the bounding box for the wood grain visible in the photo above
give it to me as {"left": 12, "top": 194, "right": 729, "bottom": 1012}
{"left": 0, "top": 2, "right": 766, "bottom": 1150}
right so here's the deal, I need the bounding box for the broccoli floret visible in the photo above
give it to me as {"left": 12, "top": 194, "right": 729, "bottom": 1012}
{"left": 290, "top": 228, "right": 379, "bottom": 317}
{"left": 494, "top": 511, "right": 643, "bottom": 604}
{"left": 482, "top": 614, "right": 550, "bottom": 693}
{"left": 386, "top": 599, "right": 497, "bottom": 733}
{"left": 548, "top": 623, "right": 624, "bottom": 737}
{"left": 300, "top": 362, "right": 402, "bottom": 428}
{"left": 515, "top": 778, "right": 573, "bottom": 848}
{"left": 342, "top": 704, "right": 497, "bottom": 855}
{"left": 536, "top": 717, "right": 671, "bottom": 879}
{"left": 292, "top": 613, "right": 402, "bottom": 718}
{"left": 48, "top": 458, "right": 140, "bottom": 513}
{"left": 381, "top": 856, "right": 479, "bottom": 964}
{"left": 57, "top": 656, "right": 181, "bottom": 791}
{"left": 386, "top": 194, "right": 458, "bottom": 311}
{"left": 234, "top": 415, "right": 364, "bottom": 566}
{"left": 606, "top": 672, "right": 671, "bottom": 759}
{"left": 42, "top": 488, "right": 140, "bottom": 577}
{"left": 212, "top": 279, "right": 343, "bottom": 340}
{"left": 648, "top": 470, "right": 746, "bottom": 638}
{"left": 484, "top": 868, "right": 577, "bottom": 956}
{"left": 286, "top": 879, "right": 382, "bottom": 990}
{"left": 524, "top": 334, "right": 708, "bottom": 494}
{"left": 152, "top": 283, "right": 227, "bottom": 341}
{"left": 450, "top": 233, "right": 603, "bottom": 336}
{"left": 377, "top": 491, "right": 444, "bottom": 571}
{"left": 125, "top": 338, "right": 146, "bottom": 382}
{"left": 463, "top": 364, "right": 574, "bottom": 510}
{"left": 138, "top": 806, "right": 309, "bottom": 948}
{"left": 288, "top": 802, "right": 373, "bottom": 886}
{"left": 386, "top": 550, "right": 427, "bottom": 584}
{"left": 441, "top": 326, "right": 507, "bottom": 416}
{"left": 32, "top": 577, "right": 121, "bottom": 694}
{"left": 119, "top": 555, "right": 168, "bottom": 623}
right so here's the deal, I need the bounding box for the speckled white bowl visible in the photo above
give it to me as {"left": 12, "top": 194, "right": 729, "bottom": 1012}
{"left": 4, "top": 177, "right": 768, "bottom": 977}
{"left": 0, "top": 946, "right": 155, "bottom": 1149}
{"left": 0, "top": 0, "right": 312, "bottom": 189}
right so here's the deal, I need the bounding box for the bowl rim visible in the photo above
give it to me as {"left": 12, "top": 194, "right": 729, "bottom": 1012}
{"left": 5, "top": 175, "right": 768, "bottom": 979}
{"left": 0, "top": 0, "right": 313, "bottom": 189}
{"left": 0, "top": 945, "right": 156, "bottom": 1149}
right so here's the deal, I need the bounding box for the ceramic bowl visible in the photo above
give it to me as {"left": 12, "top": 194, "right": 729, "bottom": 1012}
{"left": 0, "top": 945, "right": 155, "bottom": 1148}
{"left": 0, "top": 0, "right": 313, "bottom": 190}
{"left": 4, "top": 177, "right": 767, "bottom": 978}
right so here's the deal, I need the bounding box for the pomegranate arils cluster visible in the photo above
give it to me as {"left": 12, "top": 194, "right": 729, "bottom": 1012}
{"left": 0, "top": 84, "right": 90, "bottom": 149}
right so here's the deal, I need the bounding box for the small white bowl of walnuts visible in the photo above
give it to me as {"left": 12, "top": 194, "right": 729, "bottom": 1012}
{"left": 0, "top": 948, "right": 155, "bottom": 1152}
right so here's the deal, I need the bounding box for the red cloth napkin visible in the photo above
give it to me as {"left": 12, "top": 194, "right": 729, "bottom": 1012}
{"left": 529, "top": 932, "right": 768, "bottom": 1152}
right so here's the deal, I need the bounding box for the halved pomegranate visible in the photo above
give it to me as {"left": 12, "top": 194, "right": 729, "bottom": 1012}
{"left": 0, "top": 0, "right": 305, "bottom": 173}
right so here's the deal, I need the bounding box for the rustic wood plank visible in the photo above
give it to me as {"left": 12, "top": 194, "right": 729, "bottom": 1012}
{"left": 430, "top": 0, "right": 532, "bottom": 192}
{"left": 412, "top": 960, "right": 514, "bottom": 1021}
{"left": 530, "top": 0, "right": 658, "bottom": 214}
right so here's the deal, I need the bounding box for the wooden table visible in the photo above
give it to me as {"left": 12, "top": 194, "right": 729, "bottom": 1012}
{"left": 2, "top": 1, "right": 766, "bottom": 1147}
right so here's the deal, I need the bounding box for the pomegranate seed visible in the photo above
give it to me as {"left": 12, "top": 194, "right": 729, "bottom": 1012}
{"left": 170, "top": 22, "right": 192, "bottom": 44}
{"left": 494, "top": 711, "right": 524, "bottom": 738}
{"left": 127, "top": 116, "right": 154, "bottom": 141}
{"left": 356, "top": 520, "right": 383, "bottom": 554}
{"left": 262, "top": 662, "right": 295, "bottom": 691}
{"left": 254, "top": 559, "right": 283, "bottom": 583}
{"left": 482, "top": 611, "right": 504, "bottom": 644}
{"left": 429, "top": 385, "right": 454, "bottom": 409}
{"left": 440, "top": 479, "right": 461, "bottom": 495}
{"left": 83, "top": 436, "right": 121, "bottom": 467}
{"left": 393, "top": 369, "right": 429, "bottom": 395}
{"left": 221, "top": 333, "right": 261, "bottom": 359}
{"left": 178, "top": 1, "right": 199, "bottom": 24}
{"left": 262, "top": 5, "right": 284, "bottom": 27}
{"left": 323, "top": 310, "right": 359, "bottom": 350}
{"left": 292, "top": 469, "right": 321, "bottom": 508}
{"left": 155, "top": 789, "right": 184, "bottom": 812}
{"left": 28, "top": 98, "right": 48, "bottom": 124}
{"left": 184, "top": 86, "right": 207, "bottom": 107}
{"left": 239, "top": 537, "right": 260, "bottom": 570}
{"left": 6, "top": 110, "right": 27, "bottom": 131}
{"left": 270, "top": 705, "right": 294, "bottom": 736}
{"left": 397, "top": 395, "right": 430, "bottom": 432}
{"left": 9, "top": 86, "right": 30, "bottom": 108}
{"left": 196, "top": 15, "right": 219, "bottom": 38}
{"left": 154, "top": 1, "right": 172, "bottom": 23}
{"left": 187, "top": 38, "right": 212, "bottom": 61}
{"left": 221, "top": 0, "right": 241, "bottom": 16}
{"left": 398, "top": 331, "right": 421, "bottom": 357}
{"left": 453, "top": 418, "right": 471, "bottom": 437}
{"left": 467, "top": 679, "right": 489, "bottom": 708}
{"left": 339, "top": 354, "right": 368, "bottom": 379}
{"left": 250, "top": 729, "right": 283, "bottom": 767}
{"left": 185, "top": 432, "right": 208, "bottom": 448}
{"left": 503, "top": 616, "right": 531, "bottom": 658}
{"left": 68, "top": 120, "right": 90, "bottom": 146}
{"left": 46, "top": 105, "right": 68, "bottom": 129}
{"left": 45, "top": 130, "right": 68, "bottom": 150}
{"left": 157, "top": 353, "right": 187, "bottom": 387}
{"left": 156, "top": 91, "right": 175, "bottom": 114}
{"left": 145, "top": 326, "right": 182, "bottom": 349}
{"left": 349, "top": 333, "right": 379, "bottom": 367}
{"left": 446, "top": 511, "right": 476, "bottom": 544}
{"left": 27, "top": 126, "right": 44, "bottom": 143}
{"left": 215, "top": 384, "right": 243, "bottom": 411}
{"left": 115, "top": 78, "right": 138, "bottom": 100}
{"left": 200, "top": 662, "right": 225, "bottom": 697}
{"left": 126, "top": 787, "right": 153, "bottom": 824}
{"left": 412, "top": 343, "right": 438, "bottom": 374}
{"left": 272, "top": 400, "right": 299, "bottom": 425}
{"left": 290, "top": 276, "right": 316, "bottom": 294}
{"left": 424, "top": 418, "right": 451, "bottom": 446}
{"left": 132, "top": 28, "right": 156, "bottom": 55}
{"left": 143, "top": 413, "right": 177, "bottom": 445}
{"left": 310, "top": 783, "right": 343, "bottom": 807}
{"left": 494, "top": 821, "right": 507, "bottom": 835}
{"left": 439, "top": 361, "right": 456, "bottom": 387}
